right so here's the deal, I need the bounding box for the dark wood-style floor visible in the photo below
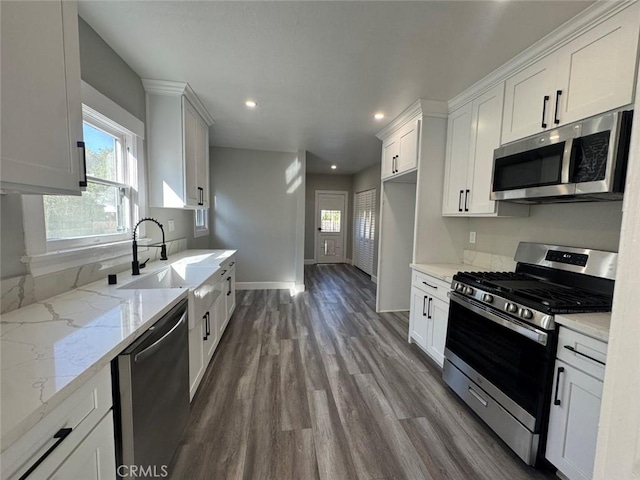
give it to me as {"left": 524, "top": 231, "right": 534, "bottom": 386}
{"left": 170, "top": 264, "right": 554, "bottom": 480}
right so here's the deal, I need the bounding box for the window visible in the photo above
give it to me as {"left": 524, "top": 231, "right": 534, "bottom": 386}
{"left": 43, "top": 108, "right": 137, "bottom": 249}
{"left": 321, "top": 209, "right": 341, "bottom": 233}
{"left": 194, "top": 209, "right": 209, "bottom": 237}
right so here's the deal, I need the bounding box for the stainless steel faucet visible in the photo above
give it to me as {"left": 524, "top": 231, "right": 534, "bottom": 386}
{"left": 132, "top": 218, "right": 168, "bottom": 275}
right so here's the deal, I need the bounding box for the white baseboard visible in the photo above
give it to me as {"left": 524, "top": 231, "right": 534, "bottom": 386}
{"left": 377, "top": 309, "right": 410, "bottom": 313}
{"left": 236, "top": 281, "right": 296, "bottom": 290}
{"left": 371, "top": 275, "right": 378, "bottom": 284}
{"left": 295, "top": 283, "right": 306, "bottom": 293}
{"left": 304, "top": 259, "right": 315, "bottom": 265}
{"left": 346, "top": 258, "right": 353, "bottom": 265}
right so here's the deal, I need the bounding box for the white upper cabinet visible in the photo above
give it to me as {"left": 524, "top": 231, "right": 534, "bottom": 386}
{"left": 443, "top": 84, "right": 528, "bottom": 217}
{"left": 502, "top": 2, "right": 640, "bottom": 144}
{"left": 502, "top": 56, "right": 557, "bottom": 144}
{"left": 144, "top": 80, "right": 214, "bottom": 209}
{"left": 443, "top": 103, "right": 472, "bottom": 215}
{"left": 379, "top": 118, "right": 420, "bottom": 180}
{"left": 1, "top": 0, "right": 85, "bottom": 195}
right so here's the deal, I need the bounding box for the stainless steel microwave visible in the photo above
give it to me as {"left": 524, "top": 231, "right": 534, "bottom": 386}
{"left": 491, "top": 109, "right": 633, "bottom": 204}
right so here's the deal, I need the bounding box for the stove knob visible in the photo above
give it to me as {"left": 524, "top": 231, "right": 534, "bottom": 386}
{"left": 520, "top": 309, "right": 533, "bottom": 320}
{"left": 482, "top": 294, "right": 494, "bottom": 304}
{"left": 464, "top": 286, "right": 475, "bottom": 296}
{"left": 505, "top": 303, "right": 518, "bottom": 313}
{"left": 455, "top": 283, "right": 465, "bottom": 293}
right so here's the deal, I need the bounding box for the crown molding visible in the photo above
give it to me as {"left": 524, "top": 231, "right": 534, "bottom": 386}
{"left": 448, "top": 0, "right": 637, "bottom": 113}
{"left": 376, "top": 99, "right": 448, "bottom": 140}
{"left": 142, "top": 78, "right": 215, "bottom": 126}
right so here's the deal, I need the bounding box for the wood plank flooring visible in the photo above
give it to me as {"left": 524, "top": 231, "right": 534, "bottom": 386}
{"left": 170, "top": 264, "right": 554, "bottom": 480}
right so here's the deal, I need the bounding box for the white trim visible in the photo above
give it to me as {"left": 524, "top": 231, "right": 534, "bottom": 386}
{"left": 81, "top": 81, "right": 144, "bottom": 138}
{"left": 371, "top": 275, "right": 378, "bottom": 284}
{"left": 304, "top": 259, "right": 316, "bottom": 265}
{"left": 236, "top": 281, "right": 296, "bottom": 290}
{"left": 193, "top": 209, "right": 209, "bottom": 238}
{"left": 447, "top": 0, "right": 637, "bottom": 112}
{"left": 314, "top": 190, "right": 349, "bottom": 265}
{"left": 294, "top": 283, "right": 306, "bottom": 293}
{"left": 141, "top": 79, "right": 215, "bottom": 126}
{"left": 376, "top": 309, "right": 410, "bottom": 314}
{"left": 376, "top": 99, "right": 447, "bottom": 141}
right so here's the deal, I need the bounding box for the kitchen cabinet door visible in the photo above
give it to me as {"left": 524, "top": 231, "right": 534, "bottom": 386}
{"left": 196, "top": 111, "right": 210, "bottom": 208}
{"left": 381, "top": 137, "right": 399, "bottom": 179}
{"left": 49, "top": 412, "right": 116, "bottom": 480}
{"left": 1, "top": 0, "right": 84, "bottom": 195}
{"left": 409, "top": 288, "right": 429, "bottom": 350}
{"left": 213, "top": 281, "right": 227, "bottom": 350}
{"left": 442, "top": 103, "right": 472, "bottom": 215}
{"left": 425, "top": 296, "right": 449, "bottom": 368}
{"left": 396, "top": 119, "right": 420, "bottom": 174}
{"left": 546, "top": 360, "right": 603, "bottom": 480}
{"left": 183, "top": 98, "right": 201, "bottom": 208}
{"left": 188, "top": 316, "right": 206, "bottom": 401}
{"left": 467, "top": 83, "right": 504, "bottom": 214}
{"left": 502, "top": 55, "right": 557, "bottom": 144}
{"left": 225, "top": 266, "right": 236, "bottom": 325}
{"left": 554, "top": 3, "right": 639, "bottom": 127}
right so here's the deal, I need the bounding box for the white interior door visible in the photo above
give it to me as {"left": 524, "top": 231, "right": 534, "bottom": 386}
{"left": 316, "top": 191, "right": 347, "bottom": 264}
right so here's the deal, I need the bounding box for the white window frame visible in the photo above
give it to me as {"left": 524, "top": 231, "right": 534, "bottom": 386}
{"left": 21, "top": 82, "right": 147, "bottom": 277}
{"left": 44, "top": 108, "right": 135, "bottom": 250}
{"left": 194, "top": 209, "right": 209, "bottom": 238}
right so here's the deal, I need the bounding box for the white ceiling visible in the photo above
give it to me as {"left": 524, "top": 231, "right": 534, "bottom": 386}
{"left": 78, "top": 1, "right": 591, "bottom": 174}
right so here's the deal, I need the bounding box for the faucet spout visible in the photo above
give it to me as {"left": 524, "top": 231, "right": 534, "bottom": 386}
{"left": 131, "top": 218, "right": 168, "bottom": 275}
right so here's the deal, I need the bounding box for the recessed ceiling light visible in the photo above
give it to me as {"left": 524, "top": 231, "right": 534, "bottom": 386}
{"left": 331, "top": 165, "right": 337, "bottom": 170}
{"left": 245, "top": 100, "right": 257, "bottom": 108}
{"left": 374, "top": 112, "right": 385, "bottom": 120}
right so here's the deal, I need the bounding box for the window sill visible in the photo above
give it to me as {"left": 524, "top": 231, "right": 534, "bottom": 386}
{"left": 22, "top": 238, "right": 152, "bottom": 277}
{"left": 194, "top": 228, "right": 209, "bottom": 238}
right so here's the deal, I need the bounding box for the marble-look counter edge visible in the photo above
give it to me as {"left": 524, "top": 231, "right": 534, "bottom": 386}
{"left": 410, "top": 262, "right": 491, "bottom": 283}
{"left": 555, "top": 312, "right": 611, "bottom": 343}
{"left": 1, "top": 249, "right": 235, "bottom": 451}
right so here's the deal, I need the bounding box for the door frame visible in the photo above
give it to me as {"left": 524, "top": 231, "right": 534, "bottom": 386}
{"left": 314, "top": 190, "right": 349, "bottom": 264}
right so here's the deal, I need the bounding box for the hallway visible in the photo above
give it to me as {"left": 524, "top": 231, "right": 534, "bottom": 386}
{"left": 170, "top": 264, "right": 552, "bottom": 480}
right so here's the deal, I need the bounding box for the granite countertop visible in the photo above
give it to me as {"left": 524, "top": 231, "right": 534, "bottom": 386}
{"left": 0, "top": 249, "right": 235, "bottom": 451}
{"left": 410, "top": 263, "right": 491, "bottom": 283}
{"left": 555, "top": 312, "right": 611, "bottom": 343}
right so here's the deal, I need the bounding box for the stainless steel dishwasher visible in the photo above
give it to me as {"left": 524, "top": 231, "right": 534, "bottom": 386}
{"left": 113, "top": 298, "right": 189, "bottom": 479}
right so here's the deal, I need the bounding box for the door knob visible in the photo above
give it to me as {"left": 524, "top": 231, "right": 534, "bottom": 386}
{"left": 317, "top": 227, "right": 322, "bottom": 231}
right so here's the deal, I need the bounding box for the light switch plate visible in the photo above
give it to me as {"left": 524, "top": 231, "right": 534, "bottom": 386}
{"left": 168, "top": 219, "right": 175, "bottom": 232}
{"left": 469, "top": 231, "right": 476, "bottom": 244}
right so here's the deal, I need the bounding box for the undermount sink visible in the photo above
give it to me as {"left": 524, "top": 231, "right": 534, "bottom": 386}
{"left": 119, "top": 264, "right": 215, "bottom": 290}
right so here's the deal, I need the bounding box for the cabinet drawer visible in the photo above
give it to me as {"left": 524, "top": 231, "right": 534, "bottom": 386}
{"left": 2, "top": 366, "right": 112, "bottom": 480}
{"left": 411, "top": 270, "right": 450, "bottom": 302}
{"left": 557, "top": 326, "right": 607, "bottom": 381}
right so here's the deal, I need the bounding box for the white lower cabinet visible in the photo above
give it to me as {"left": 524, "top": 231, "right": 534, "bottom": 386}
{"left": 2, "top": 367, "right": 115, "bottom": 480}
{"left": 546, "top": 327, "right": 607, "bottom": 480}
{"left": 187, "top": 260, "right": 237, "bottom": 400}
{"left": 50, "top": 412, "right": 116, "bottom": 480}
{"left": 426, "top": 296, "right": 449, "bottom": 367}
{"left": 408, "top": 269, "right": 450, "bottom": 368}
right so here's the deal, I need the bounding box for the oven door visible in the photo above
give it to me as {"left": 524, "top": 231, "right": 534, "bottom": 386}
{"left": 445, "top": 292, "right": 555, "bottom": 431}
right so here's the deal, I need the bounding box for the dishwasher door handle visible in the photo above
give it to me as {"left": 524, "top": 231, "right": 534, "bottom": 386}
{"left": 135, "top": 311, "right": 187, "bottom": 363}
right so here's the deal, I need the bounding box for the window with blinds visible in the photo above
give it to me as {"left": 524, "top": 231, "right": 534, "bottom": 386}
{"left": 353, "top": 189, "right": 376, "bottom": 276}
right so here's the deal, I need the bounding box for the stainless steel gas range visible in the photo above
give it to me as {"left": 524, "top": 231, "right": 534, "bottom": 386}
{"left": 443, "top": 242, "right": 616, "bottom": 466}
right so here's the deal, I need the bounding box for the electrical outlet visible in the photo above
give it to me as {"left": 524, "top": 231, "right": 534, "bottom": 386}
{"left": 469, "top": 231, "right": 476, "bottom": 244}
{"left": 168, "top": 219, "right": 175, "bottom": 232}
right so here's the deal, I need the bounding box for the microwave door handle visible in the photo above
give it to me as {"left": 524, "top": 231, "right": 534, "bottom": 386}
{"left": 561, "top": 137, "right": 574, "bottom": 184}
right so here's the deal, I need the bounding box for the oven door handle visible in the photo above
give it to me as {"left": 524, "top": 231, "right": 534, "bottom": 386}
{"left": 448, "top": 292, "right": 548, "bottom": 346}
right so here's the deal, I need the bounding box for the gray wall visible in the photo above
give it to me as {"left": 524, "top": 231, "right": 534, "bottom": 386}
{"left": 78, "top": 17, "right": 145, "bottom": 122}
{"left": 304, "top": 174, "right": 354, "bottom": 261}
{"left": 352, "top": 163, "right": 381, "bottom": 276}
{"left": 0, "top": 196, "right": 28, "bottom": 279}
{"left": 210, "top": 146, "right": 304, "bottom": 284}
{"left": 466, "top": 202, "right": 624, "bottom": 257}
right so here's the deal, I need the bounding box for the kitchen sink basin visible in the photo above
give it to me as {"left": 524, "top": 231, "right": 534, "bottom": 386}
{"left": 119, "top": 264, "right": 215, "bottom": 290}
